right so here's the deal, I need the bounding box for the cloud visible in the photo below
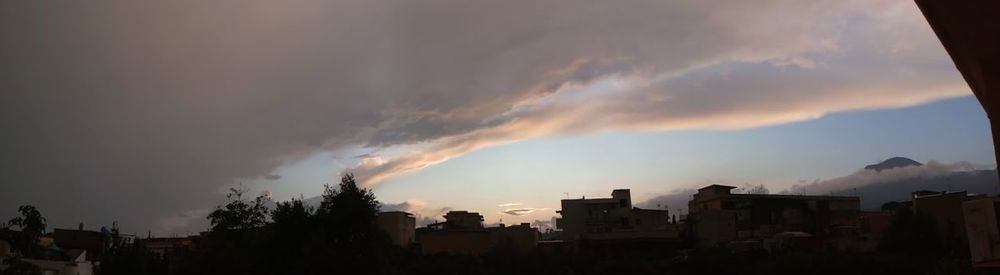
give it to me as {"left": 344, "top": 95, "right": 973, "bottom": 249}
{"left": 348, "top": 1, "right": 967, "bottom": 186}
{"left": 782, "top": 160, "right": 976, "bottom": 196}
{"left": 259, "top": 190, "right": 273, "bottom": 200}
{"left": 502, "top": 208, "right": 536, "bottom": 216}
{"left": 381, "top": 200, "right": 452, "bottom": 227}
{"left": 635, "top": 189, "right": 697, "bottom": 213}
{"left": 635, "top": 161, "right": 996, "bottom": 212}
{"left": 153, "top": 209, "right": 211, "bottom": 237}
{"left": 782, "top": 160, "right": 1000, "bottom": 209}
{"left": 381, "top": 199, "right": 429, "bottom": 213}
{"left": 263, "top": 174, "right": 282, "bottom": 181}
{"left": 780, "top": 160, "right": 1000, "bottom": 208}
{"left": 497, "top": 203, "right": 522, "bottom": 207}
{"left": 532, "top": 218, "right": 556, "bottom": 231}
{"left": 0, "top": 0, "right": 968, "bottom": 234}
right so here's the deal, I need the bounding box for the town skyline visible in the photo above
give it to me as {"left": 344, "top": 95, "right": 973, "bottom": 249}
{"left": 2, "top": 0, "right": 997, "bottom": 240}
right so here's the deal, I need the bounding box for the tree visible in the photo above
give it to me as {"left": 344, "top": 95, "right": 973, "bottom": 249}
{"left": 199, "top": 187, "right": 271, "bottom": 274}
{"left": 271, "top": 198, "right": 313, "bottom": 227}
{"left": 313, "top": 173, "right": 389, "bottom": 272}
{"left": 4, "top": 205, "right": 46, "bottom": 258}
{"left": 207, "top": 187, "right": 269, "bottom": 232}
{"left": 316, "top": 174, "right": 381, "bottom": 238}
{"left": 95, "top": 238, "right": 167, "bottom": 275}
{"left": 266, "top": 198, "right": 314, "bottom": 274}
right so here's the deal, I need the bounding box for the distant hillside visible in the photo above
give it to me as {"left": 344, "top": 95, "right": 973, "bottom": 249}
{"left": 781, "top": 158, "right": 997, "bottom": 210}
{"left": 830, "top": 169, "right": 998, "bottom": 209}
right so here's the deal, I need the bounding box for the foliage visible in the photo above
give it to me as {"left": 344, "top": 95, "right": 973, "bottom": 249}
{"left": 271, "top": 198, "right": 313, "bottom": 227}
{"left": 185, "top": 174, "right": 392, "bottom": 274}
{"left": 95, "top": 237, "right": 168, "bottom": 275}
{"left": 311, "top": 173, "right": 389, "bottom": 273}
{"left": 207, "top": 187, "right": 269, "bottom": 232}
{"left": 264, "top": 198, "right": 314, "bottom": 274}
{"left": 3, "top": 205, "right": 46, "bottom": 258}
{"left": 316, "top": 173, "right": 382, "bottom": 243}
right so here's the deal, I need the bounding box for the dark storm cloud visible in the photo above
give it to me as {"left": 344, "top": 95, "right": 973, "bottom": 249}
{"left": 0, "top": 0, "right": 967, "bottom": 234}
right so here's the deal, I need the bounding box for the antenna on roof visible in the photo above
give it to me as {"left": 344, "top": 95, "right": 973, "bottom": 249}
{"left": 563, "top": 192, "right": 569, "bottom": 198}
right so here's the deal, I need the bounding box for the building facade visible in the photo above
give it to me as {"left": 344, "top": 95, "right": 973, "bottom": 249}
{"left": 442, "top": 211, "right": 485, "bottom": 229}
{"left": 911, "top": 191, "right": 986, "bottom": 240}
{"left": 489, "top": 223, "right": 540, "bottom": 254}
{"left": 376, "top": 211, "right": 416, "bottom": 246}
{"left": 556, "top": 189, "right": 678, "bottom": 242}
{"left": 963, "top": 197, "right": 1000, "bottom": 267}
{"left": 688, "top": 185, "right": 860, "bottom": 245}
{"left": 416, "top": 211, "right": 539, "bottom": 255}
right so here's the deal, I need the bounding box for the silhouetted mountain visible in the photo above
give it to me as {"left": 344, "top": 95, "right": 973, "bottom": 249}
{"left": 781, "top": 159, "right": 995, "bottom": 210}
{"left": 830, "top": 169, "right": 998, "bottom": 209}
{"left": 863, "top": 157, "right": 922, "bottom": 172}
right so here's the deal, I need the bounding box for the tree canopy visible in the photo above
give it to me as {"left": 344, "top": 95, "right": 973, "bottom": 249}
{"left": 3, "top": 205, "right": 47, "bottom": 258}
{"left": 207, "top": 187, "right": 269, "bottom": 232}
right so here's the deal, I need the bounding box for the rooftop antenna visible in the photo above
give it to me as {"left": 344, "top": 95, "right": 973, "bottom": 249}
{"left": 563, "top": 192, "right": 569, "bottom": 198}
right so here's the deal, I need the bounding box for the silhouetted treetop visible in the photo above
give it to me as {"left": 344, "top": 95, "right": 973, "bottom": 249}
{"left": 207, "top": 187, "right": 269, "bottom": 232}
{"left": 3, "top": 205, "right": 47, "bottom": 258}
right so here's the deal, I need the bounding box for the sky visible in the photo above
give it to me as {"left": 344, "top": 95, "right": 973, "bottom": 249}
{"left": 0, "top": 1, "right": 993, "bottom": 235}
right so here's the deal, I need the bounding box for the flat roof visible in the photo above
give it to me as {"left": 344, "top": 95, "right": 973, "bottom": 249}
{"left": 697, "top": 184, "right": 737, "bottom": 191}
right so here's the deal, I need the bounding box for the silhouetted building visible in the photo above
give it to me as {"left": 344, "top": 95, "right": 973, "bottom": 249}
{"left": 911, "top": 190, "right": 985, "bottom": 240}
{"left": 0, "top": 235, "right": 95, "bottom": 275}
{"left": 962, "top": 197, "right": 1000, "bottom": 267}
{"left": 417, "top": 228, "right": 491, "bottom": 255}
{"left": 138, "top": 236, "right": 199, "bottom": 259}
{"left": 556, "top": 189, "right": 678, "bottom": 241}
{"left": 442, "top": 211, "right": 485, "bottom": 229}
{"left": 857, "top": 211, "right": 893, "bottom": 238}
{"left": 688, "top": 185, "right": 859, "bottom": 246}
{"left": 416, "top": 211, "right": 539, "bottom": 255}
{"left": 52, "top": 228, "right": 111, "bottom": 261}
{"left": 417, "top": 211, "right": 489, "bottom": 255}
{"left": 555, "top": 189, "right": 685, "bottom": 258}
{"left": 490, "top": 223, "right": 539, "bottom": 254}
{"left": 0, "top": 240, "right": 9, "bottom": 258}
{"left": 377, "top": 211, "right": 416, "bottom": 246}
{"left": 691, "top": 208, "right": 737, "bottom": 246}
